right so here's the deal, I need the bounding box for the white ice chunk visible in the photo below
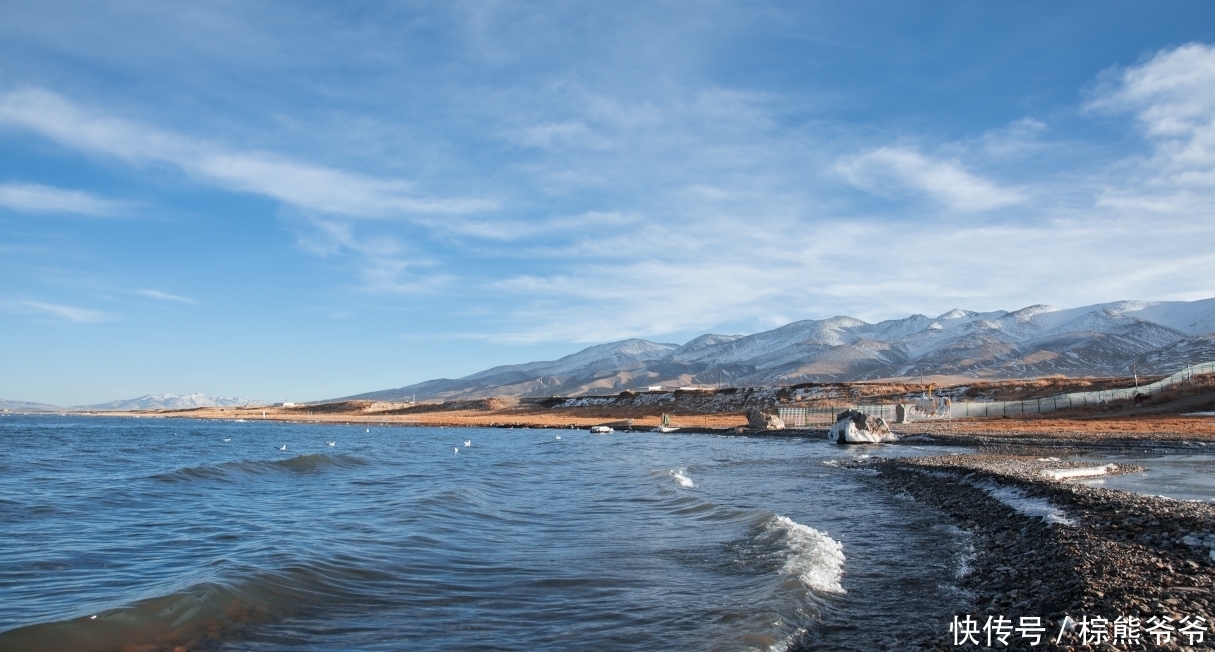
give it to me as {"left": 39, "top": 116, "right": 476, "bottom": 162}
{"left": 1040, "top": 464, "right": 1117, "bottom": 480}
{"left": 971, "top": 480, "right": 1074, "bottom": 526}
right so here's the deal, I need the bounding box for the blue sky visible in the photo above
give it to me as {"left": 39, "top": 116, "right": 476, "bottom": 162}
{"left": 3, "top": 1, "right": 1215, "bottom": 405}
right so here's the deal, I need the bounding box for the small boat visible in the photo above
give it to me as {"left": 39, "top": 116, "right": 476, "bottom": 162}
{"left": 589, "top": 425, "right": 614, "bottom": 434}
{"left": 653, "top": 413, "right": 679, "bottom": 433}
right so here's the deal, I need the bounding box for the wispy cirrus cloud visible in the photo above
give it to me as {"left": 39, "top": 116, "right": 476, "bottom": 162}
{"left": 834, "top": 146, "right": 1027, "bottom": 212}
{"left": 0, "top": 88, "right": 495, "bottom": 219}
{"left": 136, "top": 289, "right": 197, "bottom": 304}
{"left": 0, "top": 181, "right": 126, "bottom": 216}
{"left": 287, "top": 213, "right": 451, "bottom": 294}
{"left": 19, "top": 301, "right": 111, "bottom": 323}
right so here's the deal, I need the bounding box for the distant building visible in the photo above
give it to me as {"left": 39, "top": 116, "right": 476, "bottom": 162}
{"left": 646, "top": 386, "right": 664, "bottom": 392}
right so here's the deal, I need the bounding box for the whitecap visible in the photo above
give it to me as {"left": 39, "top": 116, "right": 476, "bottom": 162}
{"left": 765, "top": 515, "right": 846, "bottom": 594}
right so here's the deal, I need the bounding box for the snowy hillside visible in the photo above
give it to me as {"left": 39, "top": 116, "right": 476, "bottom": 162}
{"left": 343, "top": 298, "right": 1215, "bottom": 401}
{"left": 0, "top": 398, "right": 62, "bottom": 412}
{"left": 81, "top": 393, "right": 266, "bottom": 411}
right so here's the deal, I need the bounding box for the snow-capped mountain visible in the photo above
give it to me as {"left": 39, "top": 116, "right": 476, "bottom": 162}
{"left": 80, "top": 393, "right": 266, "bottom": 411}
{"left": 346, "top": 298, "right": 1215, "bottom": 401}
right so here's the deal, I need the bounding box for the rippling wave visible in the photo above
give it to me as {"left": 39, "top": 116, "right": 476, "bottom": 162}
{"left": 151, "top": 453, "right": 369, "bottom": 483}
{"left": 0, "top": 559, "right": 389, "bottom": 652}
{"left": 0, "top": 416, "right": 974, "bottom": 651}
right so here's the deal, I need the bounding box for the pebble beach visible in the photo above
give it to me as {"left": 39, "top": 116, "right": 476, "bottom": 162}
{"left": 847, "top": 446, "right": 1215, "bottom": 651}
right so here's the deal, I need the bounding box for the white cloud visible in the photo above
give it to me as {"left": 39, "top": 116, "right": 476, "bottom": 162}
{"left": 976, "top": 117, "right": 1049, "bottom": 158}
{"left": 479, "top": 200, "right": 1215, "bottom": 343}
{"left": 1089, "top": 43, "right": 1215, "bottom": 190}
{"left": 287, "top": 213, "right": 448, "bottom": 294}
{"left": 835, "top": 146, "right": 1026, "bottom": 212}
{"left": 20, "top": 301, "right": 111, "bottom": 323}
{"left": 0, "top": 88, "right": 495, "bottom": 218}
{"left": 0, "top": 181, "right": 125, "bottom": 216}
{"left": 136, "top": 289, "right": 197, "bottom": 304}
{"left": 513, "top": 120, "right": 611, "bottom": 149}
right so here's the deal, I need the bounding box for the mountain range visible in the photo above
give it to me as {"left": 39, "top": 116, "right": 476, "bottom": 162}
{"left": 344, "top": 299, "right": 1215, "bottom": 402}
{"left": 0, "top": 393, "right": 265, "bottom": 412}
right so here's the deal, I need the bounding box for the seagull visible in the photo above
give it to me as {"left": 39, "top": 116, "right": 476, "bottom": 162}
{"left": 326, "top": 441, "right": 336, "bottom": 447}
{"left": 555, "top": 435, "right": 561, "bottom": 440}
{"left": 365, "top": 428, "right": 369, "bottom": 433}
{"left": 453, "top": 447, "right": 459, "bottom": 454}
{"left": 277, "top": 444, "right": 287, "bottom": 451}
{"left": 463, "top": 440, "right": 472, "bottom": 447}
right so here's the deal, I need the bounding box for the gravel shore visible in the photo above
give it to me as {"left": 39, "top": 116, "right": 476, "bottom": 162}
{"left": 845, "top": 450, "right": 1215, "bottom": 650}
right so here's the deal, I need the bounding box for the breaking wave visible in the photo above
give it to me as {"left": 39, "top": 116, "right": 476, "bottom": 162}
{"left": 763, "top": 515, "right": 846, "bottom": 594}
{"left": 670, "top": 467, "right": 695, "bottom": 487}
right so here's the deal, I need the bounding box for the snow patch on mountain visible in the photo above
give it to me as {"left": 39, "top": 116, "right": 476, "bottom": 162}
{"left": 342, "top": 298, "right": 1215, "bottom": 401}
{"left": 463, "top": 339, "right": 680, "bottom": 381}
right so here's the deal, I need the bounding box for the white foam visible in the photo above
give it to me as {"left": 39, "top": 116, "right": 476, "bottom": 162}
{"left": 766, "top": 515, "right": 846, "bottom": 594}
{"left": 766, "top": 627, "right": 808, "bottom": 652}
{"left": 670, "top": 468, "right": 694, "bottom": 487}
{"left": 971, "top": 480, "right": 1074, "bottom": 526}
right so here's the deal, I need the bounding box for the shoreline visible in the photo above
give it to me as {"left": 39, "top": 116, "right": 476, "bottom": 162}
{"left": 842, "top": 446, "right": 1215, "bottom": 651}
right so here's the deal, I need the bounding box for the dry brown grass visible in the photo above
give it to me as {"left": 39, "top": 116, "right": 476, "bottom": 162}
{"left": 91, "top": 373, "right": 1215, "bottom": 439}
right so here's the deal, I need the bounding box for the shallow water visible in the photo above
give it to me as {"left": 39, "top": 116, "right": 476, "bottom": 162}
{"left": 1074, "top": 452, "right": 1215, "bottom": 502}
{"left": 0, "top": 415, "right": 974, "bottom": 651}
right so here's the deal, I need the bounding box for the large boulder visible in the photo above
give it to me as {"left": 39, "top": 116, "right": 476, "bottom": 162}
{"left": 828, "top": 409, "right": 897, "bottom": 444}
{"left": 745, "top": 408, "right": 785, "bottom": 430}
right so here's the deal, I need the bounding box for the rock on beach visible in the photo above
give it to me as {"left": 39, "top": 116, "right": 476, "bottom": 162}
{"left": 828, "top": 409, "right": 898, "bottom": 443}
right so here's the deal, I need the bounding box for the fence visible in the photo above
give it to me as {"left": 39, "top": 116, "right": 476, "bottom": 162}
{"left": 777, "top": 360, "right": 1215, "bottom": 426}
{"left": 778, "top": 397, "right": 951, "bottom": 426}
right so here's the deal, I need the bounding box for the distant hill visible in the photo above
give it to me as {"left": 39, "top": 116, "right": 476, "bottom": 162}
{"left": 339, "top": 298, "right": 1215, "bottom": 402}
{"left": 79, "top": 393, "right": 266, "bottom": 411}
{"left": 0, "top": 398, "right": 62, "bottom": 412}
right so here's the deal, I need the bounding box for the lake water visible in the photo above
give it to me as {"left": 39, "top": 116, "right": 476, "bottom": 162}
{"left": 0, "top": 415, "right": 976, "bottom": 651}
{"left": 1074, "top": 451, "right": 1215, "bottom": 502}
